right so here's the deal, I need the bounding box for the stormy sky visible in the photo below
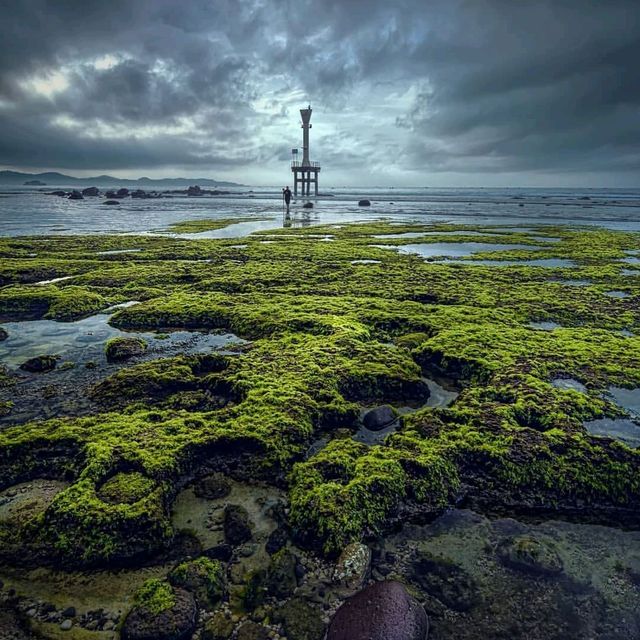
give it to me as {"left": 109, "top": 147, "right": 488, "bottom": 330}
{"left": 0, "top": 0, "right": 639, "bottom": 187}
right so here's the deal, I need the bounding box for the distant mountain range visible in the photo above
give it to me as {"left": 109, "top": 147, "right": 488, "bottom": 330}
{"left": 0, "top": 170, "right": 243, "bottom": 188}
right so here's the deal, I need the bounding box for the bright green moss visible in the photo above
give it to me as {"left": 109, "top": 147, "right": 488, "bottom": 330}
{"left": 98, "top": 471, "right": 156, "bottom": 504}
{"left": 0, "top": 222, "right": 639, "bottom": 564}
{"left": 134, "top": 578, "right": 176, "bottom": 614}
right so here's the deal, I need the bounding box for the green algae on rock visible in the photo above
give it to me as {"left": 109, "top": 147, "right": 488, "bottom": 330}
{"left": 0, "top": 222, "right": 639, "bottom": 571}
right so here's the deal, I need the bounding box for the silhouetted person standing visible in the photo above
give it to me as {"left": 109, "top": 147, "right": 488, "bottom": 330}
{"left": 283, "top": 186, "right": 292, "bottom": 214}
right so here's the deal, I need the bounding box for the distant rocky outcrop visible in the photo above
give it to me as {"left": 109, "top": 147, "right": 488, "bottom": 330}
{"left": 24, "top": 180, "right": 46, "bottom": 186}
{"left": 68, "top": 190, "right": 84, "bottom": 200}
{"left": 81, "top": 186, "right": 100, "bottom": 196}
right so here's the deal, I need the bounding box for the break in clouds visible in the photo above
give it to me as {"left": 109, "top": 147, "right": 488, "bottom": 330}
{"left": 0, "top": 0, "right": 639, "bottom": 186}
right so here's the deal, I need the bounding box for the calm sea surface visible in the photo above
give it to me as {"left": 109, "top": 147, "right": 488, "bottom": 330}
{"left": 1, "top": 185, "right": 640, "bottom": 237}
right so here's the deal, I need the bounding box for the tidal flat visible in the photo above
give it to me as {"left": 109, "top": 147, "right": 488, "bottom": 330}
{"left": 1, "top": 220, "right": 640, "bottom": 639}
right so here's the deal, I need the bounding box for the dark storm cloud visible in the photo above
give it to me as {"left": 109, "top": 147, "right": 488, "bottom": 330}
{"left": 0, "top": 0, "right": 638, "bottom": 183}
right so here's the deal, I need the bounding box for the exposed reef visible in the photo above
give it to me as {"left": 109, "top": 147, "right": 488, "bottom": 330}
{"left": 0, "top": 220, "right": 639, "bottom": 638}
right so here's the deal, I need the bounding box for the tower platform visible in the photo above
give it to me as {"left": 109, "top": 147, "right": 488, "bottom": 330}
{"left": 291, "top": 161, "right": 321, "bottom": 196}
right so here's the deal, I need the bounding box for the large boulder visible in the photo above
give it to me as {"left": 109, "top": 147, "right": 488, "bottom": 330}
{"left": 121, "top": 582, "right": 198, "bottom": 640}
{"left": 104, "top": 337, "right": 147, "bottom": 362}
{"left": 223, "top": 504, "right": 252, "bottom": 545}
{"left": 187, "top": 185, "right": 203, "bottom": 196}
{"left": 68, "top": 190, "right": 84, "bottom": 200}
{"left": 496, "top": 535, "right": 563, "bottom": 576}
{"left": 81, "top": 186, "right": 100, "bottom": 196}
{"left": 302, "top": 202, "right": 314, "bottom": 208}
{"left": 327, "top": 581, "right": 428, "bottom": 640}
{"left": 363, "top": 405, "right": 398, "bottom": 431}
{"left": 117, "top": 188, "right": 130, "bottom": 197}
{"left": 19, "top": 354, "right": 57, "bottom": 373}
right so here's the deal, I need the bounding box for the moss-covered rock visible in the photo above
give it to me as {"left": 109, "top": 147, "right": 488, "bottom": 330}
{"left": 121, "top": 579, "right": 197, "bottom": 640}
{"left": 496, "top": 535, "right": 563, "bottom": 575}
{"left": 168, "top": 557, "right": 226, "bottom": 608}
{"left": 19, "top": 355, "right": 57, "bottom": 373}
{"left": 202, "top": 611, "right": 235, "bottom": 640}
{"left": 273, "top": 597, "right": 326, "bottom": 640}
{"left": 104, "top": 336, "right": 147, "bottom": 362}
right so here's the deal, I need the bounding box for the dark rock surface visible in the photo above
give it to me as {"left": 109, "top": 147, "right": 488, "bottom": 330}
{"left": 327, "top": 580, "right": 428, "bottom": 640}
{"left": 496, "top": 535, "right": 563, "bottom": 575}
{"left": 266, "top": 548, "right": 297, "bottom": 598}
{"left": 202, "top": 611, "right": 234, "bottom": 640}
{"left": 68, "top": 190, "right": 84, "bottom": 200}
{"left": 224, "top": 504, "right": 252, "bottom": 545}
{"left": 358, "top": 199, "right": 371, "bottom": 206}
{"left": 103, "top": 200, "right": 120, "bottom": 205}
{"left": 236, "top": 621, "right": 270, "bottom": 640}
{"left": 303, "top": 202, "right": 314, "bottom": 208}
{"left": 19, "top": 354, "right": 57, "bottom": 373}
{"left": 273, "top": 598, "right": 325, "bottom": 640}
{"left": 81, "top": 186, "right": 100, "bottom": 196}
{"left": 411, "top": 551, "right": 478, "bottom": 612}
{"left": 121, "top": 588, "right": 197, "bottom": 640}
{"left": 0, "top": 326, "right": 7, "bottom": 341}
{"left": 363, "top": 405, "right": 398, "bottom": 431}
{"left": 194, "top": 473, "right": 231, "bottom": 499}
{"left": 265, "top": 525, "right": 288, "bottom": 555}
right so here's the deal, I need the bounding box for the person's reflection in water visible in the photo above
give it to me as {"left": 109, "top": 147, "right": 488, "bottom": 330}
{"left": 283, "top": 211, "right": 292, "bottom": 228}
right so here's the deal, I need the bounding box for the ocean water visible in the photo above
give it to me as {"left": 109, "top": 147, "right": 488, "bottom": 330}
{"left": 1, "top": 185, "right": 640, "bottom": 236}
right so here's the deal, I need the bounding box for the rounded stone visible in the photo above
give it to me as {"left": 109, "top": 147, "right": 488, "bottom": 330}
{"left": 121, "top": 588, "right": 197, "bottom": 640}
{"left": 327, "top": 580, "right": 428, "bottom": 640}
{"left": 363, "top": 405, "right": 398, "bottom": 431}
{"left": 105, "top": 337, "right": 147, "bottom": 362}
{"left": 358, "top": 199, "right": 371, "bottom": 206}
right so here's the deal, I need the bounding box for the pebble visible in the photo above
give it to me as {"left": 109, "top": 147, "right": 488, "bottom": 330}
{"left": 60, "top": 619, "right": 73, "bottom": 630}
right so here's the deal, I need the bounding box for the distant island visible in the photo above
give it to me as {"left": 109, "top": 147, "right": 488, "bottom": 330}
{"left": 1, "top": 169, "right": 243, "bottom": 188}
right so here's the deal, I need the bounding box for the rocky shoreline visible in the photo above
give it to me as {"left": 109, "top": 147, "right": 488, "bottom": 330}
{"left": 0, "top": 220, "right": 639, "bottom": 638}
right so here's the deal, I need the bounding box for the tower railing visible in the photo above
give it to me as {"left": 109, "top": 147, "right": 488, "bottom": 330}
{"left": 291, "top": 160, "right": 321, "bottom": 168}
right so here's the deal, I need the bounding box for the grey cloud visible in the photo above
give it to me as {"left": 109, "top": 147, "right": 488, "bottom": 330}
{"left": 0, "top": 0, "right": 638, "bottom": 183}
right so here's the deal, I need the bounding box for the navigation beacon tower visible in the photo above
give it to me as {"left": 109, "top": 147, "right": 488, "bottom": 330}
{"left": 291, "top": 105, "right": 321, "bottom": 196}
